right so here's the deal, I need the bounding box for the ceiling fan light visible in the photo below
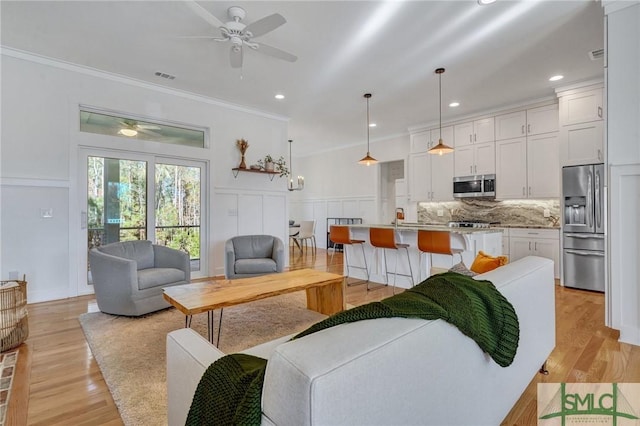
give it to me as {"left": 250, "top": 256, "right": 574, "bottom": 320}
{"left": 118, "top": 128, "right": 138, "bottom": 137}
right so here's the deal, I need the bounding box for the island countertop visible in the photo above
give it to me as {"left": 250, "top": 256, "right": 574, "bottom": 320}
{"left": 347, "top": 223, "right": 503, "bottom": 234}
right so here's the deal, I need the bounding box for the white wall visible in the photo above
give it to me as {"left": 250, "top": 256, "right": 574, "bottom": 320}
{"left": 605, "top": 2, "right": 640, "bottom": 346}
{"left": 289, "top": 135, "right": 409, "bottom": 248}
{"left": 0, "top": 51, "right": 291, "bottom": 302}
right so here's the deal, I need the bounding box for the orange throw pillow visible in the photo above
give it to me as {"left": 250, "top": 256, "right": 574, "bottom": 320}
{"left": 470, "top": 251, "right": 509, "bottom": 274}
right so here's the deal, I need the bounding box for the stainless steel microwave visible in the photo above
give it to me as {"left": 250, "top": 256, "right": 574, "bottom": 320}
{"left": 453, "top": 174, "right": 496, "bottom": 199}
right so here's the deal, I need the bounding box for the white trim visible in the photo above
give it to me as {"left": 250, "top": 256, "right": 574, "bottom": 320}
{"left": 554, "top": 80, "right": 604, "bottom": 97}
{"left": 0, "top": 177, "right": 69, "bottom": 188}
{"left": 1, "top": 47, "right": 290, "bottom": 123}
{"left": 297, "top": 131, "right": 410, "bottom": 158}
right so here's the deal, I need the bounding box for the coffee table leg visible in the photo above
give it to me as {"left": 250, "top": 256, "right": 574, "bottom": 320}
{"left": 185, "top": 315, "right": 192, "bottom": 328}
{"left": 206, "top": 309, "right": 224, "bottom": 347}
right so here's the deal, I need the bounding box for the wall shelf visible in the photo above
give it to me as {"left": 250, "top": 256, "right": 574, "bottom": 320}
{"left": 232, "top": 168, "right": 280, "bottom": 181}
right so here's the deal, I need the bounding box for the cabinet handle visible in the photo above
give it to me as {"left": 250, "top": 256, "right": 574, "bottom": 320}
{"left": 528, "top": 186, "right": 531, "bottom": 196}
{"left": 521, "top": 125, "right": 525, "bottom": 134}
{"left": 522, "top": 187, "right": 525, "bottom": 196}
{"left": 474, "top": 133, "right": 477, "bottom": 142}
{"left": 474, "top": 165, "right": 477, "bottom": 173}
{"left": 597, "top": 149, "right": 602, "bottom": 161}
{"left": 598, "top": 106, "right": 603, "bottom": 118}
{"left": 470, "top": 165, "right": 473, "bottom": 174}
{"left": 527, "top": 124, "right": 531, "bottom": 134}
{"left": 529, "top": 241, "right": 531, "bottom": 251}
{"left": 469, "top": 134, "right": 472, "bottom": 143}
{"left": 534, "top": 242, "right": 538, "bottom": 251}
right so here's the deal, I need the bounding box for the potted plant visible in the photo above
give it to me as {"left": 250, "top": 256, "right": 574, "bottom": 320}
{"left": 257, "top": 155, "right": 289, "bottom": 177}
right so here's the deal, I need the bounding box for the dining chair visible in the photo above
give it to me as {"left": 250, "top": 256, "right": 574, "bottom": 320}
{"left": 291, "top": 220, "right": 316, "bottom": 254}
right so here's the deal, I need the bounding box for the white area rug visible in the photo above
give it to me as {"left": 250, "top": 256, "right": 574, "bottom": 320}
{"left": 79, "top": 292, "right": 326, "bottom": 426}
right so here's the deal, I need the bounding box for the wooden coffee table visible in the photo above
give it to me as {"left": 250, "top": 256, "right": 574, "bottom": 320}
{"left": 163, "top": 269, "right": 345, "bottom": 345}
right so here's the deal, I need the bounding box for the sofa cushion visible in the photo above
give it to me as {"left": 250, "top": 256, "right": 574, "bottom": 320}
{"left": 235, "top": 258, "right": 277, "bottom": 275}
{"left": 138, "top": 267, "right": 185, "bottom": 290}
{"left": 232, "top": 236, "right": 274, "bottom": 259}
{"left": 99, "top": 240, "right": 155, "bottom": 270}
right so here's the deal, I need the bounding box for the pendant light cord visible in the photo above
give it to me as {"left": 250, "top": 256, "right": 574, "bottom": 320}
{"left": 439, "top": 71, "right": 442, "bottom": 140}
{"left": 366, "top": 95, "right": 370, "bottom": 152}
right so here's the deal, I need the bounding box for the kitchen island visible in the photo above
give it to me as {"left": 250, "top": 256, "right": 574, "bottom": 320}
{"left": 341, "top": 223, "right": 503, "bottom": 289}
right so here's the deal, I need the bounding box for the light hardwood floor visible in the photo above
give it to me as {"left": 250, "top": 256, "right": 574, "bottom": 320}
{"left": 10, "top": 248, "right": 640, "bottom": 425}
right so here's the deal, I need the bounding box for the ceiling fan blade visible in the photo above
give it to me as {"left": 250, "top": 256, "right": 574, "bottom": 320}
{"left": 230, "top": 46, "right": 243, "bottom": 69}
{"left": 254, "top": 42, "right": 297, "bottom": 62}
{"left": 184, "top": 0, "right": 225, "bottom": 29}
{"left": 244, "top": 13, "right": 286, "bottom": 38}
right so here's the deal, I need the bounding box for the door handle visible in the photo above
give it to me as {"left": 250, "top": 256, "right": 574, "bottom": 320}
{"left": 595, "top": 170, "right": 602, "bottom": 230}
{"left": 587, "top": 171, "right": 593, "bottom": 228}
{"left": 565, "top": 233, "right": 604, "bottom": 239}
{"left": 565, "top": 249, "right": 605, "bottom": 257}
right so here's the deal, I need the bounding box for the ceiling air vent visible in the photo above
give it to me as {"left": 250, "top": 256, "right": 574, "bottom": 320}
{"left": 589, "top": 48, "right": 604, "bottom": 61}
{"left": 154, "top": 71, "right": 176, "bottom": 80}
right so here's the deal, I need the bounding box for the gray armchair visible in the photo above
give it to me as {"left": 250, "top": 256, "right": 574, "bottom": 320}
{"left": 89, "top": 240, "right": 190, "bottom": 316}
{"left": 224, "top": 235, "right": 285, "bottom": 279}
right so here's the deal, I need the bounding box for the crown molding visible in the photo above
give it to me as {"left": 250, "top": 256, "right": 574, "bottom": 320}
{"left": 603, "top": 0, "right": 639, "bottom": 15}
{"left": 0, "top": 46, "right": 290, "bottom": 123}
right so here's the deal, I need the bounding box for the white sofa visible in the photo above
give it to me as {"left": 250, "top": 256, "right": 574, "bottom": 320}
{"left": 167, "top": 256, "right": 555, "bottom": 425}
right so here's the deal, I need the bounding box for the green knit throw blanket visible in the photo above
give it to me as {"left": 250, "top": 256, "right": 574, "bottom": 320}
{"left": 186, "top": 272, "right": 519, "bottom": 425}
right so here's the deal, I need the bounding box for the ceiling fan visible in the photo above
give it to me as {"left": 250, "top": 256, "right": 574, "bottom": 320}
{"left": 118, "top": 119, "right": 161, "bottom": 137}
{"left": 184, "top": 2, "right": 297, "bottom": 69}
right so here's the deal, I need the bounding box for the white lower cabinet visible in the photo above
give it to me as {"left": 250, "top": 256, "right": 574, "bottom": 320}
{"left": 508, "top": 228, "right": 560, "bottom": 278}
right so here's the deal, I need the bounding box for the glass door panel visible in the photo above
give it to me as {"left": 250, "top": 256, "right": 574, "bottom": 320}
{"left": 155, "top": 163, "right": 201, "bottom": 271}
{"left": 87, "top": 156, "right": 147, "bottom": 250}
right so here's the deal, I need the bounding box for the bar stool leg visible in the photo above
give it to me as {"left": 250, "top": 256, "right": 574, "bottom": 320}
{"left": 405, "top": 247, "right": 415, "bottom": 287}
{"left": 361, "top": 243, "right": 370, "bottom": 281}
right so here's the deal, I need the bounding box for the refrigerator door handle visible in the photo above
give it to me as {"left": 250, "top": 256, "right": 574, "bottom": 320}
{"left": 564, "top": 233, "right": 604, "bottom": 239}
{"left": 595, "top": 169, "right": 602, "bottom": 230}
{"left": 586, "top": 171, "right": 593, "bottom": 229}
{"left": 565, "top": 249, "right": 605, "bottom": 257}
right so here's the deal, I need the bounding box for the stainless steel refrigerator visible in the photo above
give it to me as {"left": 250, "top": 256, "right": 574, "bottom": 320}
{"left": 562, "top": 164, "right": 605, "bottom": 292}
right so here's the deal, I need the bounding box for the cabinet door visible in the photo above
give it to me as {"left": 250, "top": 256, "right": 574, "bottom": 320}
{"left": 409, "top": 153, "right": 431, "bottom": 202}
{"left": 474, "top": 117, "right": 495, "bottom": 144}
{"left": 509, "top": 237, "right": 532, "bottom": 262}
{"left": 527, "top": 104, "right": 559, "bottom": 135}
{"left": 439, "top": 125, "right": 454, "bottom": 150}
{"left": 410, "top": 131, "right": 430, "bottom": 153}
{"left": 560, "top": 88, "right": 603, "bottom": 125}
{"left": 454, "top": 145, "right": 474, "bottom": 177}
{"left": 532, "top": 238, "right": 560, "bottom": 278}
{"left": 454, "top": 122, "right": 473, "bottom": 147}
{"left": 527, "top": 133, "right": 560, "bottom": 198}
{"left": 495, "top": 138, "right": 527, "bottom": 199}
{"left": 474, "top": 142, "right": 496, "bottom": 175}
{"left": 430, "top": 151, "right": 454, "bottom": 201}
{"left": 560, "top": 121, "right": 604, "bottom": 166}
{"left": 495, "top": 110, "right": 526, "bottom": 140}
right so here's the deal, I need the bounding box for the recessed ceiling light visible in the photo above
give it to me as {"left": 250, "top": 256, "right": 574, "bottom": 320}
{"left": 275, "top": 94, "right": 285, "bottom": 100}
{"left": 449, "top": 102, "right": 460, "bottom": 108}
{"left": 478, "top": 0, "right": 496, "bottom": 5}
{"left": 369, "top": 123, "right": 377, "bottom": 127}
{"left": 549, "top": 75, "right": 564, "bottom": 82}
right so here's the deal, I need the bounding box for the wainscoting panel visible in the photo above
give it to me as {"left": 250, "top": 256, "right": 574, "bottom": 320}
{"left": 610, "top": 164, "right": 640, "bottom": 345}
{"left": 238, "top": 194, "right": 264, "bottom": 235}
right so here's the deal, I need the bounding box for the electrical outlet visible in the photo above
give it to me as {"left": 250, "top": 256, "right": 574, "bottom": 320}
{"left": 437, "top": 209, "right": 444, "bottom": 217}
{"left": 543, "top": 209, "right": 551, "bottom": 218}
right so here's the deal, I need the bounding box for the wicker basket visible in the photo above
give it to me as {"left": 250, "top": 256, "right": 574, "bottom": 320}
{"left": 0, "top": 276, "right": 28, "bottom": 352}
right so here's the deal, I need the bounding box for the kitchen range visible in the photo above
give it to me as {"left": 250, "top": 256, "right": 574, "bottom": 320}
{"left": 562, "top": 164, "right": 605, "bottom": 292}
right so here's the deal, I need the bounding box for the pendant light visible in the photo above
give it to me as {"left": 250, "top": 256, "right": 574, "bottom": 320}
{"left": 358, "top": 93, "right": 378, "bottom": 166}
{"left": 428, "top": 68, "right": 454, "bottom": 156}
{"left": 287, "top": 139, "right": 304, "bottom": 191}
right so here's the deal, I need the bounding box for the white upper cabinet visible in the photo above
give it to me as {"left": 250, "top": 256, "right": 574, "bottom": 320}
{"left": 454, "top": 142, "right": 495, "bottom": 177}
{"left": 495, "top": 137, "right": 527, "bottom": 199}
{"left": 454, "top": 118, "right": 494, "bottom": 147}
{"left": 430, "top": 151, "right": 454, "bottom": 201}
{"left": 526, "top": 104, "right": 559, "bottom": 136}
{"left": 408, "top": 152, "right": 431, "bottom": 201}
{"left": 495, "top": 111, "right": 526, "bottom": 140}
{"left": 408, "top": 145, "right": 454, "bottom": 202}
{"left": 527, "top": 133, "right": 560, "bottom": 198}
{"left": 410, "top": 130, "right": 430, "bottom": 153}
{"left": 558, "top": 85, "right": 604, "bottom": 166}
{"left": 495, "top": 104, "right": 559, "bottom": 140}
{"left": 559, "top": 87, "right": 603, "bottom": 125}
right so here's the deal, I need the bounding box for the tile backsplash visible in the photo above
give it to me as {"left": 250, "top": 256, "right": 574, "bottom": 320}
{"left": 417, "top": 199, "right": 560, "bottom": 227}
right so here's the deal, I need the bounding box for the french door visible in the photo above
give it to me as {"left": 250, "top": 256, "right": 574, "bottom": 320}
{"left": 78, "top": 148, "right": 207, "bottom": 294}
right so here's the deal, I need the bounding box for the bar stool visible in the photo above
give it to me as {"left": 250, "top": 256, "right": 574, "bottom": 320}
{"left": 329, "top": 225, "right": 369, "bottom": 286}
{"left": 417, "top": 230, "right": 463, "bottom": 280}
{"left": 369, "top": 227, "right": 414, "bottom": 293}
